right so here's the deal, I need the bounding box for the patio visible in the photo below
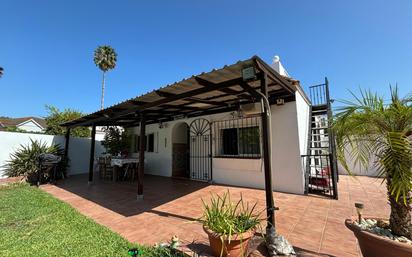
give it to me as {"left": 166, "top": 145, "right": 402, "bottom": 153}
{"left": 41, "top": 174, "right": 389, "bottom": 257}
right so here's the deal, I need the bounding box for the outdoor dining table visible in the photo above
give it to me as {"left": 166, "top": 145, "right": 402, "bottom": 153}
{"left": 110, "top": 158, "right": 139, "bottom": 182}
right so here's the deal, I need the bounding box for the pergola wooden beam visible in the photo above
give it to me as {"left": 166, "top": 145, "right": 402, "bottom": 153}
{"left": 66, "top": 77, "right": 246, "bottom": 127}
{"left": 155, "top": 90, "right": 227, "bottom": 106}
{"left": 88, "top": 125, "right": 96, "bottom": 184}
{"left": 260, "top": 72, "right": 276, "bottom": 235}
{"left": 63, "top": 128, "right": 71, "bottom": 178}
{"left": 137, "top": 115, "right": 145, "bottom": 198}
{"left": 194, "top": 77, "right": 251, "bottom": 99}
{"left": 238, "top": 81, "right": 262, "bottom": 100}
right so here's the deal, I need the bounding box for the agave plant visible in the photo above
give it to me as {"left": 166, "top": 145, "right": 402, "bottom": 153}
{"left": 94, "top": 45, "right": 117, "bottom": 110}
{"left": 3, "top": 139, "right": 64, "bottom": 183}
{"left": 333, "top": 87, "right": 412, "bottom": 239}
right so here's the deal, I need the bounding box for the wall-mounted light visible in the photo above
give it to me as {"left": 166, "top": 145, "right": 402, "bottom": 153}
{"left": 242, "top": 66, "right": 256, "bottom": 81}
{"left": 276, "top": 98, "right": 285, "bottom": 105}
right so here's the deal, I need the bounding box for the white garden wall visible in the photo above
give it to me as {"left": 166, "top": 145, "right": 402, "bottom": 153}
{"left": 337, "top": 149, "right": 380, "bottom": 177}
{"left": 0, "top": 131, "right": 105, "bottom": 178}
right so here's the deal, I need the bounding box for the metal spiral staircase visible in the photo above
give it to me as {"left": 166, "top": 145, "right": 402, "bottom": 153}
{"left": 303, "top": 78, "right": 339, "bottom": 199}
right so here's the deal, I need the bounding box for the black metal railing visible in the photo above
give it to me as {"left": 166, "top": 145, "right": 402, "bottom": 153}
{"left": 302, "top": 153, "right": 338, "bottom": 199}
{"left": 309, "top": 82, "right": 329, "bottom": 107}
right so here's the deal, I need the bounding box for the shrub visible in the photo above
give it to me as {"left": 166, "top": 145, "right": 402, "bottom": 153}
{"left": 44, "top": 105, "right": 90, "bottom": 137}
{"left": 101, "top": 126, "right": 131, "bottom": 156}
{"left": 3, "top": 139, "right": 65, "bottom": 184}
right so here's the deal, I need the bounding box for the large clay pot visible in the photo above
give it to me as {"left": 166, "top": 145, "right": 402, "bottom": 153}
{"left": 345, "top": 218, "right": 412, "bottom": 257}
{"left": 203, "top": 226, "right": 254, "bottom": 257}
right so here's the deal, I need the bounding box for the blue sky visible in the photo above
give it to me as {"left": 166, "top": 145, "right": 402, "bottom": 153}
{"left": 1, "top": 0, "right": 411, "bottom": 118}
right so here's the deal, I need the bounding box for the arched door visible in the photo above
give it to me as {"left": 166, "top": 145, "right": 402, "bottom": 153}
{"left": 189, "top": 118, "right": 212, "bottom": 181}
{"left": 172, "top": 122, "right": 190, "bottom": 178}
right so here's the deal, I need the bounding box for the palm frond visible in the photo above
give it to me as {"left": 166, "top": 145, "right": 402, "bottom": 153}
{"left": 333, "top": 86, "right": 412, "bottom": 204}
{"left": 94, "top": 45, "right": 117, "bottom": 72}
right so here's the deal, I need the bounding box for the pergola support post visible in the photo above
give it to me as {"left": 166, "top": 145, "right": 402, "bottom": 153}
{"left": 137, "top": 115, "right": 146, "bottom": 199}
{"left": 63, "top": 128, "right": 71, "bottom": 178}
{"left": 88, "top": 125, "right": 96, "bottom": 184}
{"left": 260, "top": 72, "right": 276, "bottom": 232}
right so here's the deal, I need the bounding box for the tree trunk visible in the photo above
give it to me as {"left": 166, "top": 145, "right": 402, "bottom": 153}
{"left": 101, "top": 71, "right": 106, "bottom": 110}
{"left": 388, "top": 179, "right": 412, "bottom": 239}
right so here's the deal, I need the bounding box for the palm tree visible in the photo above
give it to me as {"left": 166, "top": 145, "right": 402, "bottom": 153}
{"left": 333, "top": 87, "right": 412, "bottom": 239}
{"left": 93, "top": 46, "right": 117, "bottom": 110}
{"left": 0, "top": 67, "right": 4, "bottom": 78}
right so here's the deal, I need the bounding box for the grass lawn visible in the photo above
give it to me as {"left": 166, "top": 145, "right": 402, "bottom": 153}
{"left": 0, "top": 183, "right": 185, "bottom": 257}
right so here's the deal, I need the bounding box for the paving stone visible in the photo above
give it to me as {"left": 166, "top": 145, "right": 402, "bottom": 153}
{"left": 40, "top": 174, "right": 389, "bottom": 257}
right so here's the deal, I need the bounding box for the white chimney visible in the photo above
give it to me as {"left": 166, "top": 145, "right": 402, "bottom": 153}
{"left": 270, "top": 55, "right": 290, "bottom": 77}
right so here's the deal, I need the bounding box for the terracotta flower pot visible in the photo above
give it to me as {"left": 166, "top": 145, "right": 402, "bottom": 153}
{"left": 203, "top": 226, "right": 254, "bottom": 257}
{"left": 345, "top": 218, "right": 412, "bottom": 257}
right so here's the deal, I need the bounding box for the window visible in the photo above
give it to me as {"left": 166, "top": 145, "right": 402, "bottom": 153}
{"left": 134, "top": 133, "right": 155, "bottom": 153}
{"left": 220, "top": 126, "right": 260, "bottom": 157}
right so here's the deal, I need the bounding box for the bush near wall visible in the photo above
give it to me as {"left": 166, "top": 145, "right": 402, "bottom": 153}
{"left": 3, "top": 139, "right": 65, "bottom": 184}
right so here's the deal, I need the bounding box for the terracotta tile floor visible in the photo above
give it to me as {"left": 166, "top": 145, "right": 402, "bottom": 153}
{"left": 41, "top": 174, "right": 389, "bottom": 257}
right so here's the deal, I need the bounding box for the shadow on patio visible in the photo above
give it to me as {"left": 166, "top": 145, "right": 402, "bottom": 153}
{"left": 41, "top": 174, "right": 388, "bottom": 256}
{"left": 50, "top": 173, "right": 209, "bottom": 217}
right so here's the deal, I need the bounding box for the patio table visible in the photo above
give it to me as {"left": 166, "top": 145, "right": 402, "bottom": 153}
{"left": 110, "top": 158, "right": 139, "bottom": 167}
{"left": 110, "top": 158, "right": 139, "bottom": 181}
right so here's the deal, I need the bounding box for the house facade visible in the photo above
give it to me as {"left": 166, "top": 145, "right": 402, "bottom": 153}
{"left": 0, "top": 117, "right": 46, "bottom": 132}
{"left": 125, "top": 57, "right": 310, "bottom": 195}
{"left": 128, "top": 90, "right": 309, "bottom": 194}
{"left": 62, "top": 55, "right": 337, "bottom": 199}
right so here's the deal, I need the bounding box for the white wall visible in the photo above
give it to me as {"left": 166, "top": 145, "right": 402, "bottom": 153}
{"left": 0, "top": 131, "right": 105, "bottom": 178}
{"left": 295, "top": 91, "right": 311, "bottom": 156}
{"left": 337, "top": 147, "right": 381, "bottom": 177}
{"left": 128, "top": 100, "right": 307, "bottom": 194}
{"left": 270, "top": 102, "right": 306, "bottom": 194}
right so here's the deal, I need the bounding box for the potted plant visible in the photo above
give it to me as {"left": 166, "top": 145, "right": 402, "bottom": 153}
{"left": 199, "top": 191, "right": 261, "bottom": 257}
{"left": 333, "top": 87, "right": 412, "bottom": 257}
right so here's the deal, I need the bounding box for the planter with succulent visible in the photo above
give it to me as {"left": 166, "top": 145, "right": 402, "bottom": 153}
{"left": 199, "top": 191, "right": 262, "bottom": 257}
{"left": 334, "top": 87, "right": 412, "bottom": 257}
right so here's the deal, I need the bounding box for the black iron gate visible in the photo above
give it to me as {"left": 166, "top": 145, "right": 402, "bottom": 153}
{"left": 189, "top": 118, "right": 212, "bottom": 181}
{"left": 302, "top": 154, "right": 337, "bottom": 198}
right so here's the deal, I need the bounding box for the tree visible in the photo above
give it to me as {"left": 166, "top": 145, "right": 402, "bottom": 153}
{"left": 333, "top": 87, "right": 412, "bottom": 239}
{"left": 101, "top": 126, "right": 131, "bottom": 156}
{"left": 44, "top": 105, "right": 90, "bottom": 137}
{"left": 0, "top": 67, "right": 4, "bottom": 78}
{"left": 93, "top": 45, "right": 117, "bottom": 110}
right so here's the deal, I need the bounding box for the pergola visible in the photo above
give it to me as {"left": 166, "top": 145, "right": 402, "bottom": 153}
{"left": 62, "top": 55, "right": 299, "bottom": 234}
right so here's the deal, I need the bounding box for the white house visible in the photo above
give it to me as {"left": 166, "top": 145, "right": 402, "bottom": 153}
{"left": 0, "top": 117, "right": 46, "bottom": 132}
{"left": 124, "top": 57, "right": 309, "bottom": 194}
{"left": 63, "top": 55, "right": 337, "bottom": 197}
